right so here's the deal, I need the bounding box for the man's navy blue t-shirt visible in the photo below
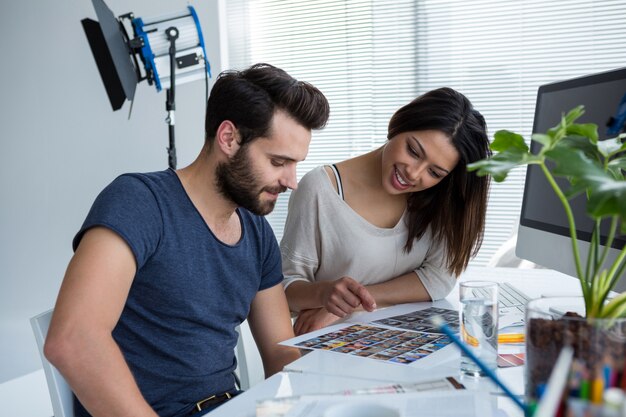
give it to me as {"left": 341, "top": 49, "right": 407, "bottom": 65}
{"left": 72, "top": 169, "right": 282, "bottom": 417}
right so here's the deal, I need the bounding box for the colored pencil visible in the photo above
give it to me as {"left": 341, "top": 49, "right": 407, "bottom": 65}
{"left": 498, "top": 333, "right": 525, "bottom": 344}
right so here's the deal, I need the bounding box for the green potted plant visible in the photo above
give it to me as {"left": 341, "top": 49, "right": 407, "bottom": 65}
{"left": 467, "top": 105, "right": 626, "bottom": 405}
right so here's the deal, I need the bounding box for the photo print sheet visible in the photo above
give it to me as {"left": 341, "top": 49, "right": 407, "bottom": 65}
{"left": 372, "top": 307, "right": 459, "bottom": 334}
{"left": 281, "top": 307, "right": 459, "bottom": 366}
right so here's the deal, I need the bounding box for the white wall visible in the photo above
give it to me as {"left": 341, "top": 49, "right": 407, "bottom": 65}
{"left": 0, "top": 0, "right": 222, "bottom": 384}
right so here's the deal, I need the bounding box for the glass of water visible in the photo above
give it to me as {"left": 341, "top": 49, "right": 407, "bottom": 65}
{"left": 459, "top": 280, "right": 499, "bottom": 377}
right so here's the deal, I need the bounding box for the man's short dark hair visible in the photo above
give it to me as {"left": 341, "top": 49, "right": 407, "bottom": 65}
{"left": 205, "top": 63, "right": 330, "bottom": 145}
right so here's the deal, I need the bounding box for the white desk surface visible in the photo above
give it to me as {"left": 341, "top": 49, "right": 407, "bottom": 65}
{"left": 205, "top": 266, "right": 582, "bottom": 417}
{"left": 0, "top": 369, "right": 52, "bottom": 417}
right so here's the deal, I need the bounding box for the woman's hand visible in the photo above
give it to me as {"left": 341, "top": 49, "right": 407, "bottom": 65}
{"left": 319, "top": 277, "right": 377, "bottom": 317}
{"left": 293, "top": 307, "right": 341, "bottom": 336}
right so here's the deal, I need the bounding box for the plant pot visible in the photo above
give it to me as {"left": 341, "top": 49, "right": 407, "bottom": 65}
{"left": 525, "top": 297, "right": 626, "bottom": 404}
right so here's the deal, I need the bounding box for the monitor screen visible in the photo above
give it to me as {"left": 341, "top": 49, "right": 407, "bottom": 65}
{"left": 516, "top": 67, "right": 626, "bottom": 289}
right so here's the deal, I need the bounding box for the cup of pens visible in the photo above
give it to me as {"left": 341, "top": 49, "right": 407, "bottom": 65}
{"left": 458, "top": 281, "right": 499, "bottom": 377}
{"left": 525, "top": 297, "right": 626, "bottom": 417}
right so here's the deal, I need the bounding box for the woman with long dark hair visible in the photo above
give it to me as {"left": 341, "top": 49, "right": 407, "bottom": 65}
{"left": 280, "top": 87, "right": 491, "bottom": 335}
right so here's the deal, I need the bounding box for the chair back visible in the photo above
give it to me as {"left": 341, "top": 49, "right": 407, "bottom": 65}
{"left": 235, "top": 320, "right": 265, "bottom": 390}
{"left": 30, "top": 309, "right": 74, "bottom": 417}
{"left": 30, "top": 309, "right": 259, "bottom": 415}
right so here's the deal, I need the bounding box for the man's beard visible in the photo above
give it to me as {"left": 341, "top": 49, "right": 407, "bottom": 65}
{"left": 215, "top": 145, "right": 286, "bottom": 215}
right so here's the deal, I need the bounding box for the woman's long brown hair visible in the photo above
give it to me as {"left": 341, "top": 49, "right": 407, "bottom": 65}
{"left": 388, "top": 87, "right": 491, "bottom": 276}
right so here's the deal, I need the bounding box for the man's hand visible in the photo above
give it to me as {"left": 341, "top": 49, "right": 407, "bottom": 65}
{"left": 319, "top": 277, "right": 376, "bottom": 317}
{"left": 293, "top": 307, "right": 341, "bottom": 336}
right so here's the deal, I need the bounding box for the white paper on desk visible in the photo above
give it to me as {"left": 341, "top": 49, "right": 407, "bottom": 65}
{"left": 283, "top": 390, "right": 492, "bottom": 417}
{"left": 499, "top": 314, "right": 525, "bottom": 329}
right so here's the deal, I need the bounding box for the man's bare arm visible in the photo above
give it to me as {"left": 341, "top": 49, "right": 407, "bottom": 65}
{"left": 247, "top": 285, "right": 301, "bottom": 377}
{"left": 45, "top": 227, "right": 158, "bottom": 417}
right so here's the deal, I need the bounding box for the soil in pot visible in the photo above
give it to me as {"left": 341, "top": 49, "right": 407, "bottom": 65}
{"left": 526, "top": 312, "right": 626, "bottom": 402}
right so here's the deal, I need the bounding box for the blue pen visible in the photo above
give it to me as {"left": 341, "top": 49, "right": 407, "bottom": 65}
{"left": 603, "top": 364, "right": 612, "bottom": 388}
{"left": 430, "top": 315, "right": 527, "bottom": 414}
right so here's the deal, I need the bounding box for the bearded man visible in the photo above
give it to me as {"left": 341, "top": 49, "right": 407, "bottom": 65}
{"left": 44, "top": 63, "right": 330, "bottom": 417}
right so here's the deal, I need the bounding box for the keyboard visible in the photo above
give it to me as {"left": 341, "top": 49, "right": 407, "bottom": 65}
{"left": 472, "top": 281, "right": 531, "bottom": 315}
{"left": 497, "top": 282, "right": 531, "bottom": 315}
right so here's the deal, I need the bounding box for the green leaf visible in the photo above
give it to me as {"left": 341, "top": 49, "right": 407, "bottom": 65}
{"left": 558, "top": 135, "right": 602, "bottom": 162}
{"left": 490, "top": 130, "right": 528, "bottom": 152}
{"left": 567, "top": 123, "right": 598, "bottom": 144}
{"left": 608, "top": 164, "right": 625, "bottom": 181}
{"left": 532, "top": 133, "right": 552, "bottom": 147}
{"left": 545, "top": 146, "right": 607, "bottom": 183}
{"left": 586, "top": 181, "right": 626, "bottom": 220}
{"left": 543, "top": 107, "right": 587, "bottom": 147}
{"left": 545, "top": 147, "right": 626, "bottom": 220}
{"left": 562, "top": 181, "right": 588, "bottom": 200}
{"left": 468, "top": 150, "right": 539, "bottom": 182}
{"left": 563, "top": 105, "right": 586, "bottom": 125}
{"left": 608, "top": 155, "right": 626, "bottom": 172}
{"left": 546, "top": 126, "right": 561, "bottom": 142}
{"left": 600, "top": 292, "right": 626, "bottom": 319}
{"left": 597, "top": 136, "right": 626, "bottom": 157}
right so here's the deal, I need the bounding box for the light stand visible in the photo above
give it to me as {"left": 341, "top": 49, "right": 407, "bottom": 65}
{"left": 82, "top": 0, "right": 211, "bottom": 169}
{"left": 165, "top": 27, "right": 179, "bottom": 169}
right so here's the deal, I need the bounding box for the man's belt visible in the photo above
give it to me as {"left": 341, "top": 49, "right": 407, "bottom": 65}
{"left": 190, "top": 392, "right": 233, "bottom": 415}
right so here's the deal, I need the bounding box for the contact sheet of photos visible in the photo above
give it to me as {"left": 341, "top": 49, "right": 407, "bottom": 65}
{"left": 373, "top": 306, "right": 459, "bottom": 334}
{"left": 292, "top": 307, "right": 459, "bottom": 365}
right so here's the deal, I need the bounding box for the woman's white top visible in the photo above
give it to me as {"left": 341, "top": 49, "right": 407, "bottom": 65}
{"left": 280, "top": 166, "right": 456, "bottom": 301}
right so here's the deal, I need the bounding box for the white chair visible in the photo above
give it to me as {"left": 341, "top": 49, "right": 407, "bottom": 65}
{"left": 234, "top": 320, "right": 264, "bottom": 390}
{"left": 30, "top": 309, "right": 259, "bottom": 417}
{"left": 487, "top": 232, "right": 541, "bottom": 269}
{"left": 30, "top": 309, "right": 74, "bottom": 417}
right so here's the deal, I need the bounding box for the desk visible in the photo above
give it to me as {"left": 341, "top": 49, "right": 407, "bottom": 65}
{"left": 206, "top": 266, "right": 581, "bottom": 417}
{"left": 0, "top": 369, "right": 52, "bottom": 417}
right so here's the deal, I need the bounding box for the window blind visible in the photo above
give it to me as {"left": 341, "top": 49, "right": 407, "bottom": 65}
{"left": 225, "top": 0, "right": 626, "bottom": 266}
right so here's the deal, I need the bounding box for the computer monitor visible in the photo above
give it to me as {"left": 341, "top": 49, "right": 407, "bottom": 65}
{"left": 516, "top": 67, "right": 626, "bottom": 291}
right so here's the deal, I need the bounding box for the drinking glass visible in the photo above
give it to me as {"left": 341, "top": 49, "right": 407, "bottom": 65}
{"left": 459, "top": 280, "right": 499, "bottom": 377}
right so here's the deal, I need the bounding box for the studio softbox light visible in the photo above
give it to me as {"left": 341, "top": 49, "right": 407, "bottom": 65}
{"left": 82, "top": 0, "right": 210, "bottom": 111}
{"left": 81, "top": 0, "right": 211, "bottom": 169}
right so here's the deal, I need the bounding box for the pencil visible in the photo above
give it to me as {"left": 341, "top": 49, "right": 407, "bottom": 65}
{"left": 579, "top": 379, "right": 590, "bottom": 400}
{"left": 498, "top": 333, "right": 525, "bottom": 344}
{"left": 430, "top": 315, "right": 527, "bottom": 413}
{"left": 461, "top": 328, "right": 524, "bottom": 346}
{"left": 590, "top": 376, "right": 604, "bottom": 404}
